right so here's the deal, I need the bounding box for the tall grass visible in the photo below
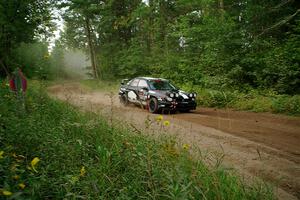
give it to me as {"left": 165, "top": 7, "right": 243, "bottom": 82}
{"left": 193, "top": 88, "right": 300, "bottom": 115}
{"left": 174, "top": 82, "right": 300, "bottom": 115}
{"left": 0, "top": 81, "right": 274, "bottom": 199}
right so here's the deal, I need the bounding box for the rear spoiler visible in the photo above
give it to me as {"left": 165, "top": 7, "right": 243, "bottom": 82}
{"left": 121, "top": 79, "right": 129, "bottom": 85}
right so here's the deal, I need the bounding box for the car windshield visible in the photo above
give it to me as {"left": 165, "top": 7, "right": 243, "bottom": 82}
{"left": 148, "top": 80, "right": 176, "bottom": 90}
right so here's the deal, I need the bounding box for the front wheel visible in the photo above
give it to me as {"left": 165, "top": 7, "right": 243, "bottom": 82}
{"left": 120, "top": 94, "right": 128, "bottom": 106}
{"left": 148, "top": 98, "right": 159, "bottom": 113}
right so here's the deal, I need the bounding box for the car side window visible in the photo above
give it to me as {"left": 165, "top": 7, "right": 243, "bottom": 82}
{"left": 130, "top": 79, "right": 139, "bottom": 87}
{"left": 138, "top": 80, "right": 148, "bottom": 88}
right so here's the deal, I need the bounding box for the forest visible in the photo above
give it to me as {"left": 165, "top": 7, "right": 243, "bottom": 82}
{"left": 1, "top": 0, "right": 299, "bottom": 95}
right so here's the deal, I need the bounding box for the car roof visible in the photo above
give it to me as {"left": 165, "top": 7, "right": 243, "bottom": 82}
{"left": 137, "top": 77, "right": 169, "bottom": 81}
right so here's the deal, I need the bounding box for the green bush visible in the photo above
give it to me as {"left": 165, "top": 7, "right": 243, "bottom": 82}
{"left": 271, "top": 95, "right": 300, "bottom": 115}
{"left": 179, "top": 83, "right": 300, "bottom": 115}
{"left": 12, "top": 42, "right": 51, "bottom": 79}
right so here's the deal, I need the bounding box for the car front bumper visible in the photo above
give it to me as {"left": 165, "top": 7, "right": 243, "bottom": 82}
{"left": 157, "top": 100, "right": 197, "bottom": 111}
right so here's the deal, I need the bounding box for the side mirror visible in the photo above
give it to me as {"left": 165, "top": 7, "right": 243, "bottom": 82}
{"left": 121, "top": 79, "right": 129, "bottom": 85}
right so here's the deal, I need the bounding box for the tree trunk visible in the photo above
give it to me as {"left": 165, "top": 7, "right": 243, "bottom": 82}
{"left": 219, "top": 0, "right": 224, "bottom": 10}
{"left": 257, "top": 9, "right": 300, "bottom": 37}
{"left": 147, "top": 0, "right": 155, "bottom": 53}
{"left": 85, "top": 17, "right": 98, "bottom": 79}
{"left": 219, "top": 0, "right": 225, "bottom": 18}
{"left": 0, "top": 58, "right": 10, "bottom": 77}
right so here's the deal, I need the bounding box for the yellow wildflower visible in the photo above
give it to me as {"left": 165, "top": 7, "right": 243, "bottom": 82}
{"left": 163, "top": 120, "right": 170, "bottom": 126}
{"left": 18, "top": 183, "right": 26, "bottom": 190}
{"left": 11, "top": 163, "right": 20, "bottom": 171}
{"left": 3, "top": 190, "right": 12, "bottom": 196}
{"left": 12, "top": 153, "right": 25, "bottom": 158}
{"left": 30, "top": 157, "right": 40, "bottom": 172}
{"left": 0, "top": 151, "right": 3, "bottom": 159}
{"left": 71, "top": 176, "right": 79, "bottom": 184}
{"left": 12, "top": 153, "right": 25, "bottom": 162}
{"left": 156, "top": 115, "right": 163, "bottom": 122}
{"left": 183, "top": 144, "right": 190, "bottom": 150}
{"left": 13, "top": 175, "right": 20, "bottom": 180}
{"left": 80, "top": 166, "right": 86, "bottom": 177}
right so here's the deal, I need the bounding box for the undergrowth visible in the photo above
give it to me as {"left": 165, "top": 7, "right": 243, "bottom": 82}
{"left": 191, "top": 88, "right": 300, "bottom": 115}
{"left": 0, "top": 80, "right": 274, "bottom": 199}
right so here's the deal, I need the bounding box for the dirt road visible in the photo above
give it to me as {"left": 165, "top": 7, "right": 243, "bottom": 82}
{"left": 48, "top": 83, "right": 300, "bottom": 200}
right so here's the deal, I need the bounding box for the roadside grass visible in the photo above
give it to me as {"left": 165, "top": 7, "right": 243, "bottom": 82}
{"left": 192, "top": 88, "right": 300, "bottom": 115}
{"left": 0, "top": 81, "right": 274, "bottom": 199}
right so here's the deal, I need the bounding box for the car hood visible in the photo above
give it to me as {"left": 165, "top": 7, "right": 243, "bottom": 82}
{"left": 148, "top": 89, "right": 190, "bottom": 99}
{"left": 148, "top": 90, "right": 170, "bottom": 98}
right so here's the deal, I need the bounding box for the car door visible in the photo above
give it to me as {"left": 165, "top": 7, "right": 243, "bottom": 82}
{"left": 127, "top": 78, "right": 139, "bottom": 101}
{"left": 137, "top": 79, "right": 149, "bottom": 101}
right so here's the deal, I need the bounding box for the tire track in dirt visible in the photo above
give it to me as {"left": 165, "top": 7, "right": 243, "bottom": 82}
{"left": 48, "top": 83, "right": 300, "bottom": 200}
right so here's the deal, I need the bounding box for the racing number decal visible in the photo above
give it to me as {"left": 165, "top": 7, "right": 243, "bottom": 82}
{"left": 128, "top": 91, "right": 137, "bottom": 100}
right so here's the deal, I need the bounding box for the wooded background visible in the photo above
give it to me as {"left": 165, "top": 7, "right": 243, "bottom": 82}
{"left": 1, "top": 0, "right": 299, "bottom": 94}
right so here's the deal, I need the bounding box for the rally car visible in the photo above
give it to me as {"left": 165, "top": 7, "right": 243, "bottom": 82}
{"left": 118, "top": 77, "right": 197, "bottom": 113}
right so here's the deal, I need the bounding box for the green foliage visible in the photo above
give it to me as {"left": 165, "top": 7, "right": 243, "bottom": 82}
{"left": 7, "top": 41, "right": 69, "bottom": 80}
{"left": 0, "top": 0, "right": 54, "bottom": 76}
{"left": 12, "top": 42, "right": 51, "bottom": 79}
{"left": 2, "top": 0, "right": 299, "bottom": 96}
{"left": 258, "top": 19, "right": 300, "bottom": 94}
{"left": 59, "top": 0, "right": 300, "bottom": 95}
{"left": 0, "top": 81, "right": 274, "bottom": 199}
{"left": 271, "top": 95, "right": 300, "bottom": 115}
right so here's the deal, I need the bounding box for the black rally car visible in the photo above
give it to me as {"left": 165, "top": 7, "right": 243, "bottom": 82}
{"left": 118, "top": 77, "right": 197, "bottom": 113}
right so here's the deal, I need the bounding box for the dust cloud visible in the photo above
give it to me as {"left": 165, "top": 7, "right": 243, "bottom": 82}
{"left": 63, "top": 49, "right": 91, "bottom": 79}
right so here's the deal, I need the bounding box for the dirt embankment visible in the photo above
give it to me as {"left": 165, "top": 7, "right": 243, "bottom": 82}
{"left": 48, "top": 83, "right": 300, "bottom": 200}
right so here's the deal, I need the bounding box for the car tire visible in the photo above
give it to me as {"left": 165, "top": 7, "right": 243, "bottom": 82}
{"left": 120, "top": 94, "right": 128, "bottom": 106}
{"left": 148, "top": 97, "right": 159, "bottom": 113}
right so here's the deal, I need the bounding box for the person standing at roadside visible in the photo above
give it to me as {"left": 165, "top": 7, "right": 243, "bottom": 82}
{"left": 9, "top": 68, "right": 27, "bottom": 112}
{"left": 9, "top": 68, "right": 27, "bottom": 93}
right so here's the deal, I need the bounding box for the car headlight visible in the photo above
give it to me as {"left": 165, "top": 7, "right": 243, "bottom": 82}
{"left": 175, "top": 93, "right": 179, "bottom": 98}
{"left": 170, "top": 93, "right": 175, "bottom": 98}
{"left": 166, "top": 97, "right": 173, "bottom": 101}
{"left": 189, "top": 93, "right": 193, "bottom": 98}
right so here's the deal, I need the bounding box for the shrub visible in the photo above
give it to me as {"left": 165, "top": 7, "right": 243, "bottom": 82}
{"left": 272, "top": 95, "right": 300, "bottom": 115}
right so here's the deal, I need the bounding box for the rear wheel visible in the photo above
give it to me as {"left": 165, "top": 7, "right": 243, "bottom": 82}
{"left": 120, "top": 94, "right": 128, "bottom": 106}
{"left": 148, "top": 98, "right": 159, "bottom": 113}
